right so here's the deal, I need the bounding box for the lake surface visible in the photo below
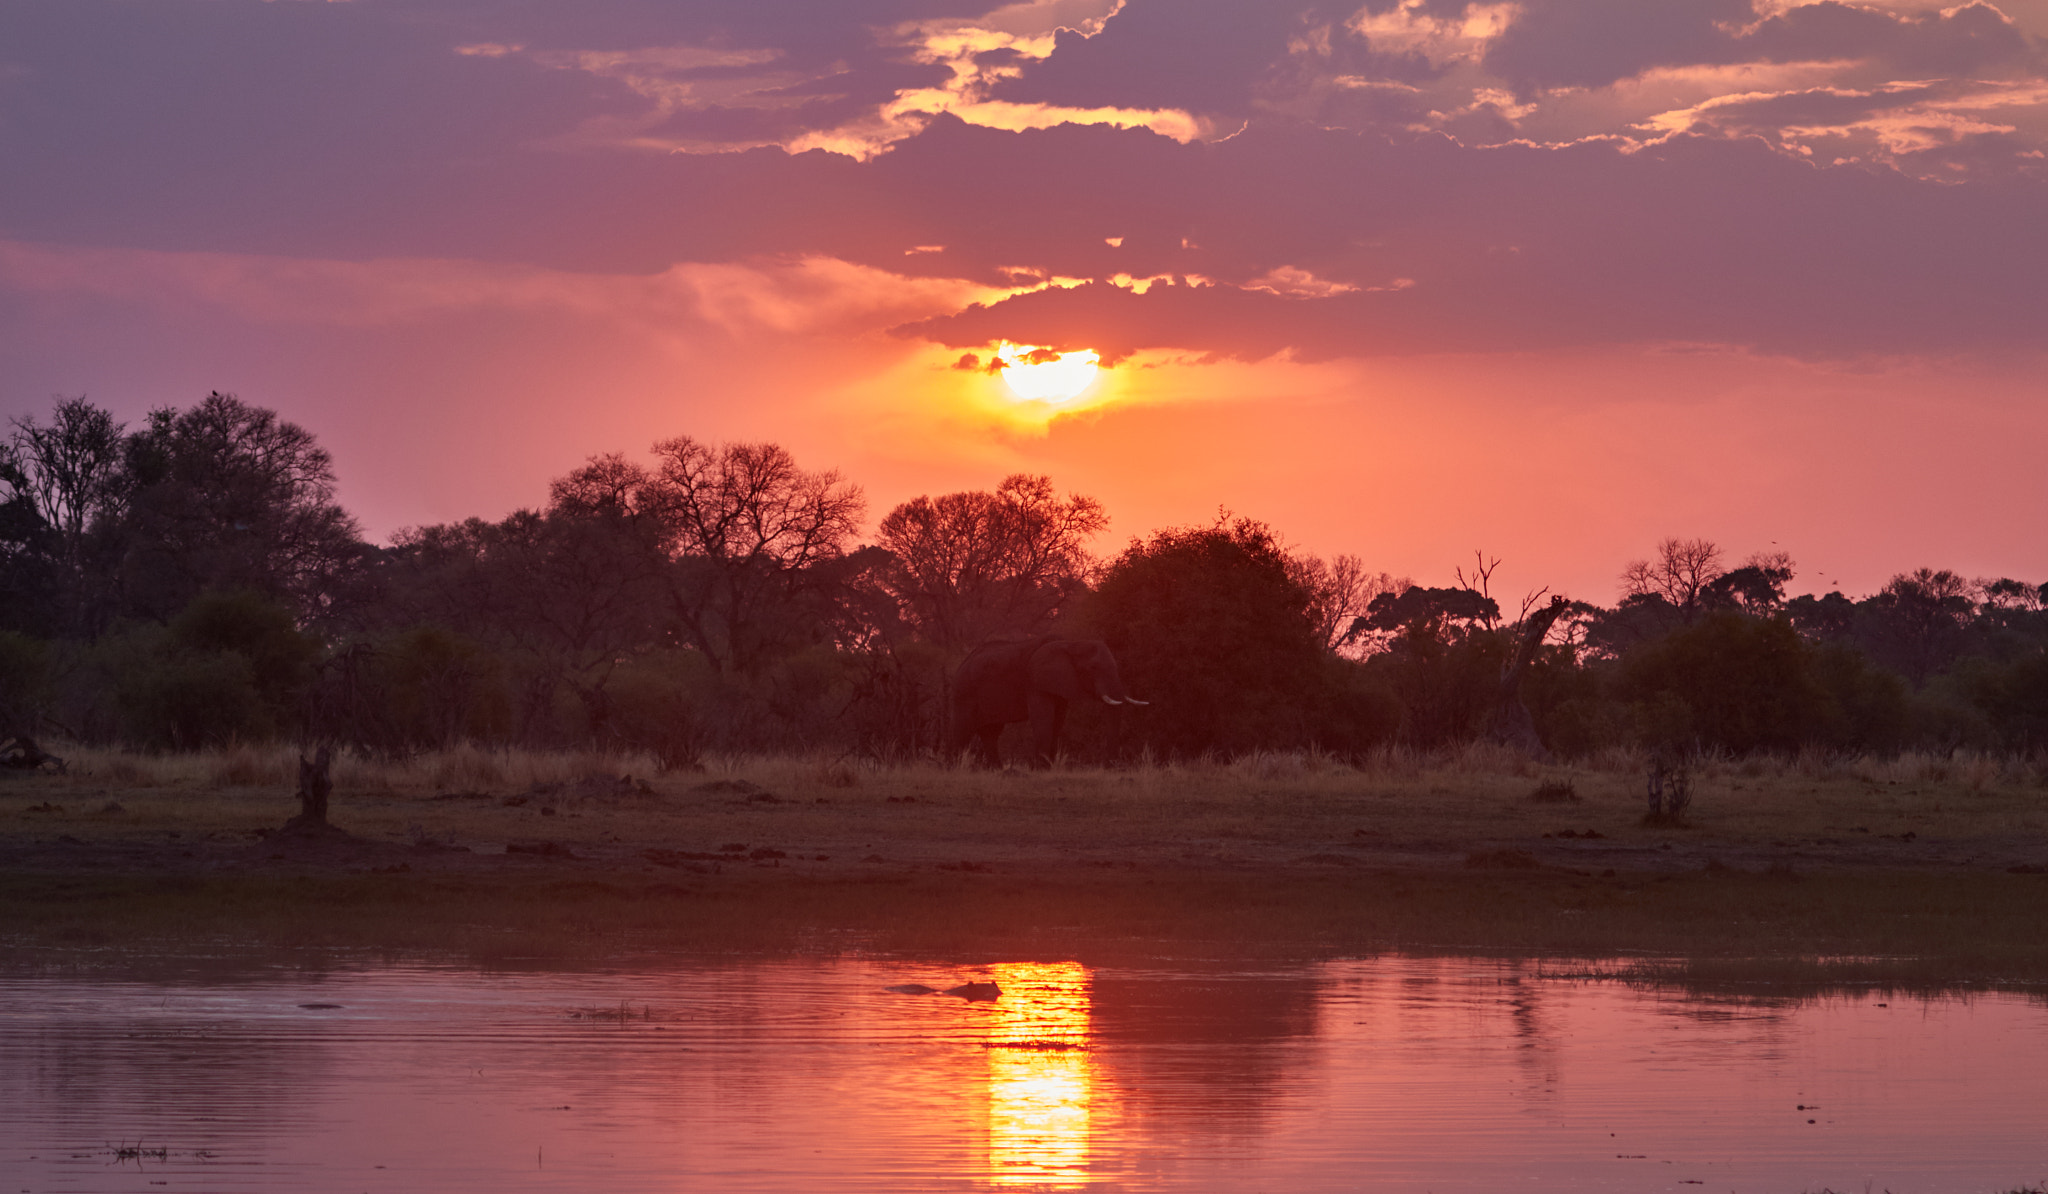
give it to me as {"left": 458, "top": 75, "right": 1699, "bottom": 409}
{"left": 3, "top": 954, "right": 2044, "bottom": 1192}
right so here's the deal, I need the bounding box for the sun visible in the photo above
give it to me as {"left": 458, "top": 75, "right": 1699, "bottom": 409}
{"left": 997, "top": 342, "right": 1101, "bottom": 402}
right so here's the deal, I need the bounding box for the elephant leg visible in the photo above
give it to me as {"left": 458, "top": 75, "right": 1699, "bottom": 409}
{"left": 1028, "top": 696, "right": 1067, "bottom": 768}
{"left": 974, "top": 725, "right": 1004, "bottom": 769}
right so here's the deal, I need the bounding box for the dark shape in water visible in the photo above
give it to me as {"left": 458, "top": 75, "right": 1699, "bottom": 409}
{"left": 884, "top": 982, "right": 1003, "bottom": 1001}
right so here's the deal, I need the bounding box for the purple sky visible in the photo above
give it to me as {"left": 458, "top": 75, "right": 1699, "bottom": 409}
{"left": 5, "top": 0, "right": 2046, "bottom": 600}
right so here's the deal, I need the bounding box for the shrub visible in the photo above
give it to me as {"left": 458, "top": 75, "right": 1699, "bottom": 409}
{"left": 0, "top": 631, "right": 53, "bottom": 734}
{"left": 116, "top": 649, "right": 267, "bottom": 749}
{"left": 1081, "top": 518, "right": 1386, "bottom": 758}
{"left": 1620, "top": 613, "right": 1830, "bottom": 754}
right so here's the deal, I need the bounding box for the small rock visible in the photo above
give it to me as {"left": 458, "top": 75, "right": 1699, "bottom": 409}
{"left": 506, "top": 841, "right": 579, "bottom": 859}
{"left": 693, "top": 778, "right": 765, "bottom": 796}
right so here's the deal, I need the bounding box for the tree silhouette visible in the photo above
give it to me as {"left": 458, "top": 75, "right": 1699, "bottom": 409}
{"left": 6, "top": 397, "right": 126, "bottom": 634}
{"left": 1619, "top": 537, "right": 1724, "bottom": 617}
{"left": 1087, "top": 517, "right": 1341, "bottom": 757}
{"left": 876, "top": 474, "right": 1105, "bottom": 651}
{"left": 550, "top": 437, "right": 864, "bottom": 675}
{"left": 114, "top": 393, "right": 366, "bottom": 623}
{"left": 1864, "top": 567, "right": 1976, "bottom": 686}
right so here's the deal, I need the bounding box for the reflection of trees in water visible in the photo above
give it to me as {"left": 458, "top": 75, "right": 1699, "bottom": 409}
{"left": 1341, "top": 958, "right": 1571, "bottom": 1101}
{"left": 18, "top": 1014, "right": 330, "bottom": 1139}
{"left": 1086, "top": 967, "right": 1325, "bottom": 1134}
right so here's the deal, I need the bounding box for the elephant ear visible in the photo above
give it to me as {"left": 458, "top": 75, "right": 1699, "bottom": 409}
{"left": 1028, "top": 641, "right": 1087, "bottom": 700}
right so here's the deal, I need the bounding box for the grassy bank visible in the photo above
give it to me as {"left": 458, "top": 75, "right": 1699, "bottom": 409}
{"left": 4, "top": 745, "right": 2048, "bottom": 985}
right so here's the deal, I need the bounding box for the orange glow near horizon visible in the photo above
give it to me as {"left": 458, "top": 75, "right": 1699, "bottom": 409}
{"left": 984, "top": 961, "right": 1094, "bottom": 1186}
{"left": 998, "top": 342, "right": 1101, "bottom": 403}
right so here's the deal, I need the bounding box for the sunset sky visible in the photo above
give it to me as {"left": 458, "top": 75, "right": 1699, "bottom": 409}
{"left": 4, "top": 0, "right": 2046, "bottom": 602}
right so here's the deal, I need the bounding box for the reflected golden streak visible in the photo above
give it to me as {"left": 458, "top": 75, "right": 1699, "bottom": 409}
{"left": 985, "top": 961, "right": 1094, "bottom": 1186}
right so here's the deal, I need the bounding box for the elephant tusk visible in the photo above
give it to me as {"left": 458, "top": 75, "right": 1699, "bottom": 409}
{"left": 1125, "top": 698, "right": 1150, "bottom": 706}
{"left": 1100, "top": 695, "right": 1123, "bottom": 705}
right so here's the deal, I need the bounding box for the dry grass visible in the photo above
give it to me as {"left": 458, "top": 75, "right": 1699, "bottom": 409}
{"left": 18, "top": 742, "right": 2048, "bottom": 852}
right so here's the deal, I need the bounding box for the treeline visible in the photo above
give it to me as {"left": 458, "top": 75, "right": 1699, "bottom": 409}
{"left": 3, "top": 393, "right": 2045, "bottom": 763}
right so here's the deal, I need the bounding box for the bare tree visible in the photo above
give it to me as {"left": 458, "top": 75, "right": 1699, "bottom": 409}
{"left": 1619, "top": 537, "right": 1725, "bottom": 615}
{"left": 877, "top": 474, "right": 1106, "bottom": 651}
{"left": 7, "top": 397, "right": 128, "bottom": 633}
{"left": 550, "top": 437, "right": 865, "bottom": 674}
{"left": 1291, "top": 553, "right": 1409, "bottom": 656}
{"left": 8, "top": 396, "right": 126, "bottom": 543}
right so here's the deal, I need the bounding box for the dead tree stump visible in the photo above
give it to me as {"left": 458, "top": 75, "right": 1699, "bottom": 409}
{"left": 283, "top": 745, "right": 334, "bottom": 833}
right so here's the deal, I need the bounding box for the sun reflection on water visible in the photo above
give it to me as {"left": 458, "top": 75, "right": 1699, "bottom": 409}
{"left": 984, "top": 961, "right": 1094, "bottom": 1186}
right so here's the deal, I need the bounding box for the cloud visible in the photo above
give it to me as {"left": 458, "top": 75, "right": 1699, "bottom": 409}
{"left": 1244, "top": 265, "right": 1369, "bottom": 298}
{"left": 1483, "top": 0, "right": 1755, "bottom": 93}
{"left": 4, "top": 0, "right": 2047, "bottom": 373}
{"left": 1742, "top": 2, "right": 2039, "bottom": 79}
{"left": 891, "top": 123, "right": 2048, "bottom": 361}
{"left": 1483, "top": 0, "right": 2041, "bottom": 93}
{"left": 0, "top": 240, "right": 1005, "bottom": 339}
{"left": 1643, "top": 77, "right": 2048, "bottom": 175}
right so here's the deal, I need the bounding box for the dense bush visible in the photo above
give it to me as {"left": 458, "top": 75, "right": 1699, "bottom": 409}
{"left": 1953, "top": 651, "right": 2048, "bottom": 751}
{"left": 1081, "top": 519, "right": 1397, "bottom": 758}
{"left": 1619, "top": 614, "right": 1832, "bottom": 753}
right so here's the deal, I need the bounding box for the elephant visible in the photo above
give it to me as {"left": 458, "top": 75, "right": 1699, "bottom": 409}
{"left": 948, "top": 637, "right": 1145, "bottom": 768}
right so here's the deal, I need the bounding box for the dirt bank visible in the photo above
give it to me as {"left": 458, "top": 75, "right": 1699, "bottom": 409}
{"left": 5, "top": 756, "right": 2047, "bottom": 980}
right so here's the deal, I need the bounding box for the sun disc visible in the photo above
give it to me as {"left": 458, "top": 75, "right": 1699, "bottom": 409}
{"left": 998, "top": 343, "right": 1100, "bottom": 402}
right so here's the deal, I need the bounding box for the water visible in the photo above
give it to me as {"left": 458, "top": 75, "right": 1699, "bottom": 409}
{"left": 3, "top": 955, "right": 2044, "bottom": 1192}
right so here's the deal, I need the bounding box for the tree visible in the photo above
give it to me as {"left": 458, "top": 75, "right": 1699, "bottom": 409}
{"left": 1619, "top": 537, "right": 1724, "bottom": 616}
{"left": 1863, "top": 567, "right": 1976, "bottom": 686}
{"left": 1700, "top": 551, "right": 1796, "bottom": 614}
{"left": 551, "top": 437, "right": 865, "bottom": 675}
{"left": 385, "top": 509, "right": 665, "bottom": 742}
{"left": 5, "top": 397, "right": 126, "bottom": 634}
{"left": 114, "top": 393, "right": 367, "bottom": 623}
{"left": 1619, "top": 613, "right": 1830, "bottom": 754}
{"left": 1786, "top": 590, "right": 1857, "bottom": 642}
{"left": 1353, "top": 586, "right": 1507, "bottom": 747}
{"left": 0, "top": 445, "right": 62, "bottom": 635}
{"left": 1291, "top": 553, "right": 1408, "bottom": 656}
{"left": 1085, "top": 517, "right": 1372, "bottom": 757}
{"left": 876, "top": 474, "right": 1106, "bottom": 651}
{"left": 1353, "top": 586, "right": 1501, "bottom": 642}
{"left": 8, "top": 397, "right": 125, "bottom": 548}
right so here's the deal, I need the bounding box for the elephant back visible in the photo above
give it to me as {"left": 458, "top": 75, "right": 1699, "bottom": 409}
{"left": 952, "top": 635, "right": 1055, "bottom": 724}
